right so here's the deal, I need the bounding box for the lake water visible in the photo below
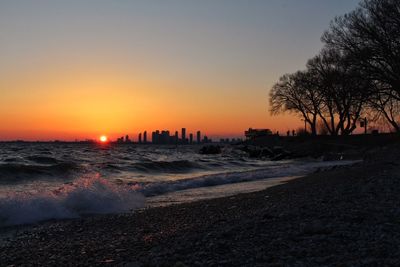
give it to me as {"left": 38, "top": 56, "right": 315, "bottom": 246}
{"left": 0, "top": 143, "right": 358, "bottom": 226}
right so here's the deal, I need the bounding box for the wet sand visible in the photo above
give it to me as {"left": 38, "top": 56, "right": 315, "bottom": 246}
{"left": 146, "top": 175, "right": 301, "bottom": 207}
{"left": 1, "top": 146, "right": 400, "bottom": 266}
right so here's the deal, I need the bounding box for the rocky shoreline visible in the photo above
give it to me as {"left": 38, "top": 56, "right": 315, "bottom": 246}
{"left": 1, "top": 145, "right": 400, "bottom": 266}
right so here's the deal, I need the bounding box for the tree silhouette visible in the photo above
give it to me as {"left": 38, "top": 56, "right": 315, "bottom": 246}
{"left": 270, "top": 0, "right": 399, "bottom": 134}
{"left": 269, "top": 71, "right": 321, "bottom": 136}
{"left": 322, "top": 0, "right": 400, "bottom": 132}
{"left": 306, "top": 49, "right": 369, "bottom": 135}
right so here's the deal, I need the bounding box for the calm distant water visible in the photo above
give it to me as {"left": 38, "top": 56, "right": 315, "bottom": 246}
{"left": 0, "top": 143, "right": 357, "bottom": 226}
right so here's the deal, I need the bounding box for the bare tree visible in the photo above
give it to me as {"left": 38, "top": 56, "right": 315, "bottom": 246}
{"left": 306, "top": 49, "right": 369, "bottom": 135}
{"left": 322, "top": 0, "right": 400, "bottom": 132}
{"left": 368, "top": 85, "right": 400, "bottom": 132}
{"left": 270, "top": 0, "right": 399, "bottom": 135}
{"left": 269, "top": 71, "right": 321, "bottom": 135}
{"left": 270, "top": 49, "right": 368, "bottom": 136}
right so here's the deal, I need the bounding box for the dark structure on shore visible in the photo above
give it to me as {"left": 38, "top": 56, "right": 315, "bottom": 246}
{"left": 245, "top": 128, "right": 273, "bottom": 141}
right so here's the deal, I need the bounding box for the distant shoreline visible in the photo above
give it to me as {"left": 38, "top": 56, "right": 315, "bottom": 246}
{"left": 0, "top": 132, "right": 398, "bottom": 143}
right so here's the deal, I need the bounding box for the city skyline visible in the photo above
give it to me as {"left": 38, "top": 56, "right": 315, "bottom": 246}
{"left": 0, "top": 126, "right": 249, "bottom": 143}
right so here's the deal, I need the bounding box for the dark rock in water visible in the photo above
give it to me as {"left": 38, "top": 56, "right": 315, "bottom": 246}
{"left": 199, "top": 145, "right": 221, "bottom": 154}
{"left": 260, "top": 147, "right": 273, "bottom": 157}
{"left": 240, "top": 145, "right": 287, "bottom": 159}
{"left": 238, "top": 145, "right": 252, "bottom": 153}
{"left": 272, "top": 146, "right": 285, "bottom": 154}
{"left": 248, "top": 147, "right": 262, "bottom": 158}
{"left": 242, "top": 145, "right": 266, "bottom": 158}
{"left": 271, "top": 151, "right": 292, "bottom": 161}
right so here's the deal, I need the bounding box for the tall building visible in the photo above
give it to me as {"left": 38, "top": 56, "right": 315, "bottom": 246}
{"left": 161, "top": 130, "right": 169, "bottom": 144}
{"left": 196, "top": 131, "right": 201, "bottom": 144}
{"left": 175, "top": 131, "right": 179, "bottom": 143}
{"left": 153, "top": 130, "right": 160, "bottom": 144}
{"left": 150, "top": 129, "right": 176, "bottom": 144}
{"left": 138, "top": 128, "right": 208, "bottom": 145}
{"left": 181, "top": 128, "right": 186, "bottom": 144}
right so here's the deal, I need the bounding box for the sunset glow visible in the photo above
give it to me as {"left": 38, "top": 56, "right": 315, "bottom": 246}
{"left": 99, "top": 135, "right": 108, "bottom": 143}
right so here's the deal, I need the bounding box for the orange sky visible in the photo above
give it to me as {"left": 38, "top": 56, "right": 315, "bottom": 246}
{"left": 0, "top": 1, "right": 359, "bottom": 141}
{"left": 0, "top": 64, "right": 300, "bottom": 141}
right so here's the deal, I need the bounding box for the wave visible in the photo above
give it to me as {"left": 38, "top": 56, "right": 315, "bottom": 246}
{"left": 138, "top": 160, "right": 361, "bottom": 197}
{"left": 3, "top": 158, "right": 19, "bottom": 162}
{"left": 26, "top": 155, "right": 59, "bottom": 164}
{"left": 130, "top": 160, "right": 204, "bottom": 173}
{"left": 0, "top": 162, "right": 80, "bottom": 183}
{"left": 0, "top": 176, "right": 144, "bottom": 226}
{"left": 0, "top": 159, "right": 360, "bottom": 227}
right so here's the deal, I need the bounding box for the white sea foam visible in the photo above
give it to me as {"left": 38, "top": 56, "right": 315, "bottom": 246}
{"left": 139, "top": 160, "right": 361, "bottom": 196}
{"left": 0, "top": 175, "right": 145, "bottom": 226}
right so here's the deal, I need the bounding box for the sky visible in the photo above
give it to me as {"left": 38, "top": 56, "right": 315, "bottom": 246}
{"left": 0, "top": 0, "right": 360, "bottom": 141}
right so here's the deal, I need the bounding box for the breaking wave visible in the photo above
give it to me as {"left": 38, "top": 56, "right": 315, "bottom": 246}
{"left": 0, "top": 176, "right": 144, "bottom": 226}
{"left": 0, "top": 162, "right": 80, "bottom": 183}
{"left": 138, "top": 160, "right": 360, "bottom": 196}
{"left": 0, "top": 149, "right": 360, "bottom": 227}
{"left": 130, "top": 160, "right": 204, "bottom": 173}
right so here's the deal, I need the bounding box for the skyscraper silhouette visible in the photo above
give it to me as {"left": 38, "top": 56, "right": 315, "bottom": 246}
{"left": 175, "top": 131, "right": 179, "bottom": 144}
{"left": 197, "top": 131, "right": 201, "bottom": 144}
{"left": 181, "top": 128, "right": 186, "bottom": 144}
{"left": 143, "top": 131, "right": 147, "bottom": 144}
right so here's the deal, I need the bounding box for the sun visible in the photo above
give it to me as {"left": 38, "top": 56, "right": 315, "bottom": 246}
{"left": 99, "top": 135, "right": 108, "bottom": 143}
